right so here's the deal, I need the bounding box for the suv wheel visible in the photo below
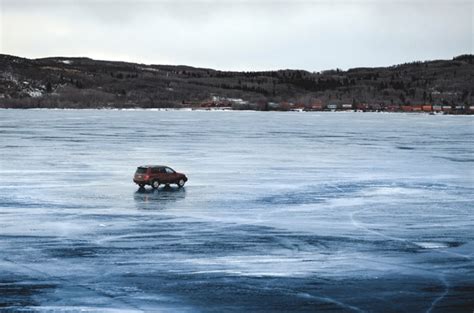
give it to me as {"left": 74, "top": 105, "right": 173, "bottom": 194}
{"left": 151, "top": 180, "right": 160, "bottom": 189}
{"left": 177, "top": 179, "right": 185, "bottom": 188}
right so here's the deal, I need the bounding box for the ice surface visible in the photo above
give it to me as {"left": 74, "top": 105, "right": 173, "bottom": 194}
{"left": 0, "top": 110, "right": 473, "bottom": 312}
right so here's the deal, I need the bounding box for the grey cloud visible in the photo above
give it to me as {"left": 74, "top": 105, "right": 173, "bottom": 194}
{"left": 1, "top": 0, "right": 472, "bottom": 71}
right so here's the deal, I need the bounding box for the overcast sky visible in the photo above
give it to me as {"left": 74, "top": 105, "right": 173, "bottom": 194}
{"left": 0, "top": 0, "right": 472, "bottom": 71}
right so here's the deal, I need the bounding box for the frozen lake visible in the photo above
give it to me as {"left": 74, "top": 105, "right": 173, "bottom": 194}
{"left": 0, "top": 110, "right": 473, "bottom": 312}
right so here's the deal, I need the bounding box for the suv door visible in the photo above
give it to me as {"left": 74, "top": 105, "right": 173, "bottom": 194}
{"left": 164, "top": 167, "right": 177, "bottom": 183}
{"left": 150, "top": 167, "right": 161, "bottom": 182}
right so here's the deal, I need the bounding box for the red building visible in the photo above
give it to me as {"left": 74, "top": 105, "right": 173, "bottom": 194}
{"left": 422, "top": 105, "right": 432, "bottom": 112}
{"left": 386, "top": 105, "right": 399, "bottom": 112}
{"left": 356, "top": 103, "right": 369, "bottom": 111}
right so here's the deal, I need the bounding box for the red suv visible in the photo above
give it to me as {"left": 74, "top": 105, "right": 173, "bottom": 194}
{"left": 133, "top": 165, "right": 188, "bottom": 189}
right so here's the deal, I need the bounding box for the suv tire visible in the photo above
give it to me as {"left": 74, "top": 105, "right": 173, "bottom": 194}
{"left": 151, "top": 180, "right": 160, "bottom": 189}
{"left": 177, "top": 179, "right": 185, "bottom": 188}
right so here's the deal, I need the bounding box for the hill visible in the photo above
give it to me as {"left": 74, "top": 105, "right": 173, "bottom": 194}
{"left": 0, "top": 54, "right": 472, "bottom": 111}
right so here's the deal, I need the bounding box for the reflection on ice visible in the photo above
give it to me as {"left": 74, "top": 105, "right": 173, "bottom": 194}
{"left": 134, "top": 187, "right": 186, "bottom": 210}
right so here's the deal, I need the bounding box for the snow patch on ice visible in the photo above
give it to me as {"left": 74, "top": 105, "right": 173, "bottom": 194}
{"left": 363, "top": 186, "right": 424, "bottom": 196}
{"left": 414, "top": 242, "right": 450, "bottom": 249}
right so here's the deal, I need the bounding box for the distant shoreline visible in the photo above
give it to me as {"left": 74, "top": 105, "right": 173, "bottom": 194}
{"left": 1, "top": 107, "right": 470, "bottom": 116}
{"left": 1, "top": 54, "right": 472, "bottom": 114}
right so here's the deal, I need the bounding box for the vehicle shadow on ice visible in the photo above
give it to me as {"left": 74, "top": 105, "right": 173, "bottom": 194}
{"left": 133, "top": 186, "right": 186, "bottom": 210}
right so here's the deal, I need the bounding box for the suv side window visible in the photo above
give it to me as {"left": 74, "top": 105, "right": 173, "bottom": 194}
{"left": 165, "top": 167, "right": 175, "bottom": 174}
{"left": 136, "top": 167, "right": 147, "bottom": 174}
{"left": 151, "top": 167, "right": 160, "bottom": 174}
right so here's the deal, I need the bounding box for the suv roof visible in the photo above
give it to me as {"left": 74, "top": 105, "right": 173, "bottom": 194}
{"left": 138, "top": 165, "right": 167, "bottom": 168}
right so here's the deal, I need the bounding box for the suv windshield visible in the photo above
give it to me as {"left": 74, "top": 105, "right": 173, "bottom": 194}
{"left": 136, "top": 167, "right": 147, "bottom": 174}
